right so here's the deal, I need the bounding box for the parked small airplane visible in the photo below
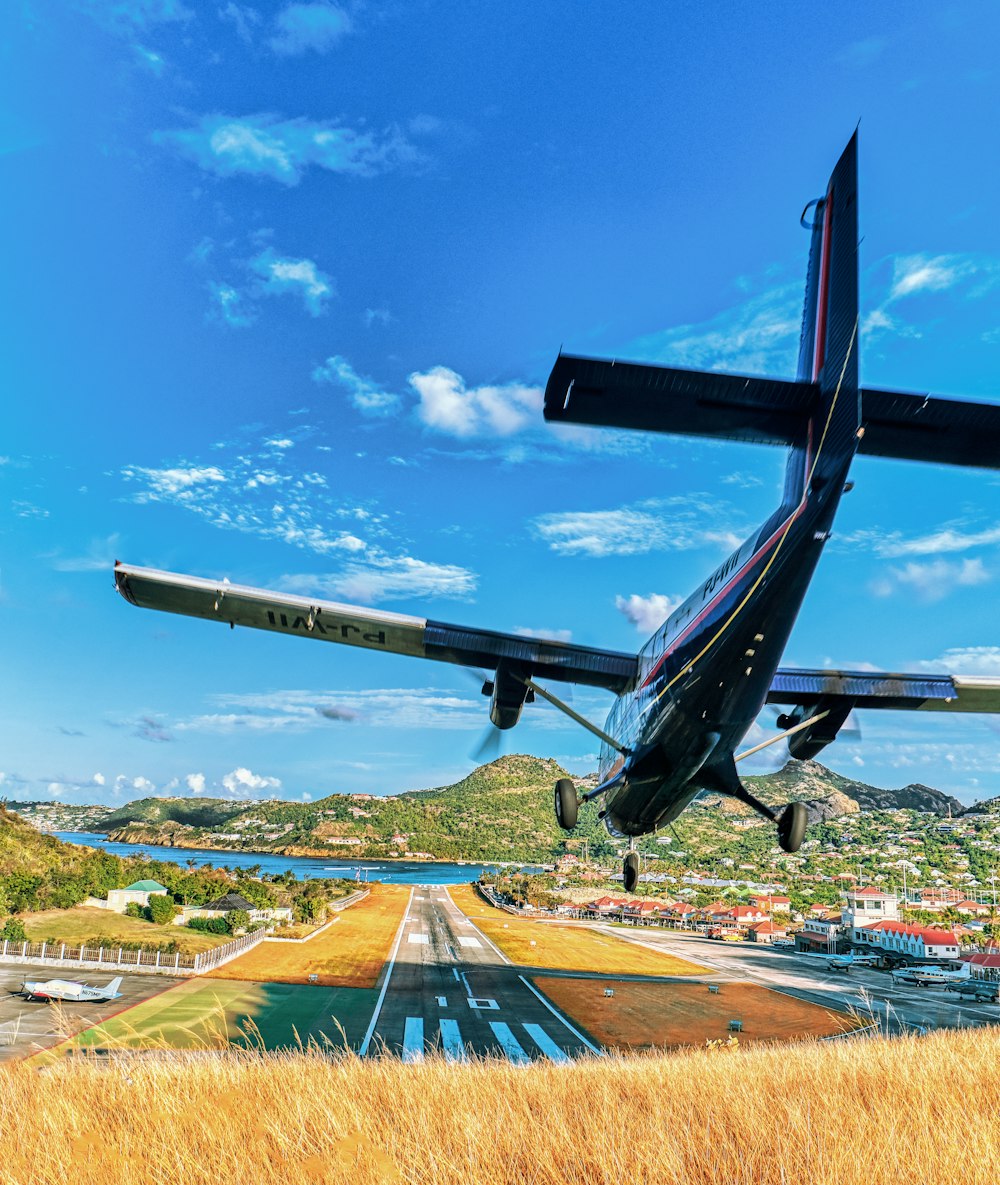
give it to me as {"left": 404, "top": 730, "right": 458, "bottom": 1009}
{"left": 891, "top": 964, "right": 970, "bottom": 987}
{"left": 18, "top": 975, "right": 124, "bottom": 1003}
{"left": 113, "top": 133, "right": 1000, "bottom": 893}
{"left": 946, "top": 979, "right": 998, "bottom": 1001}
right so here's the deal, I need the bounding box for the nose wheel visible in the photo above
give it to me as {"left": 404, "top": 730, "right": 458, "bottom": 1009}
{"left": 623, "top": 849, "right": 640, "bottom": 894}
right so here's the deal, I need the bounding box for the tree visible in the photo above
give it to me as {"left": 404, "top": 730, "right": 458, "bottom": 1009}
{"left": 224, "top": 909, "right": 251, "bottom": 934}
{"left": 147, "top": 894, "right": 178, "bottom": 925}
{"left": 1, "top": 918, "right": 26, "bottom": 942}
{"left": 125, "top": 902, "right": 144, "bottom": 919}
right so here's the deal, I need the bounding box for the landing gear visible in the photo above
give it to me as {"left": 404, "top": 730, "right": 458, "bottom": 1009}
{"left": 554, "top": 779, "right": 578, "bottom": 830}
{"left": 700, "top": 755, "right": 810, "bottom": 855}
{"left": 623, "top": 849, "right": 640, "bottom": 894}
{"left": 776, "top": 801, "right": 808, "bottom": 854}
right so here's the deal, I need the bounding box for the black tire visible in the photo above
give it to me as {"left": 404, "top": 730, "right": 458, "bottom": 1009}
{"left": 623, "top": 850, "right": 640, "bottom": 893}
{"left": 777, "top": 801, "right": 808, "bottom": 853}
{"left": 554, "top": 779, "right": 578, "bottom": 830}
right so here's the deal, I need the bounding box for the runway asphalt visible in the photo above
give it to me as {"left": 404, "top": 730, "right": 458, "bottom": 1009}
{"left": 361, "top": 887, "right": 602, "bottom": 1063}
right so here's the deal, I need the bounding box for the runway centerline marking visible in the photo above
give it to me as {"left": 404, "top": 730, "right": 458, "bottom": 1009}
{"left": 489, "top": 1021, "right": 529, "bottom": 1065}
{"left": 523, "top": 1023, "right": 570, "bottom": 1064}
{"left": 436, "top": 995, "right": 447, "bottom": 1008}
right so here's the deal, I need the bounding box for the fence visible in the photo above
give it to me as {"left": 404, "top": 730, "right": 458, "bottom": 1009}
{"left": 0, "top": 925, "right": 268, "bottom": 977}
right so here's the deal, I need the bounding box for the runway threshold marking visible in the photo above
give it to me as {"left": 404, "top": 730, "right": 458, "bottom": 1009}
{"left": 439, "top": 1018, "right": 467, "bottom": 1062}
{"left": 358, "top": 886, "right": 415, "bottom": 1057}
{"left": 517, "top": 974, "right": 604, "bottom": 1056}
{"left": 407, "top": 934, "right": 429, "bottom": 945}
{"left": 402, "top": 1017, "right": 424, "bottom": 1063}
{"left": 488, "top": 1021, "right": 529, "bottom": 1065}
{"left": 523, "top": 1023, "right": 570, "bottom": 1064}
{"left": 458, "top": 937, "right": 481, "bottom": 948}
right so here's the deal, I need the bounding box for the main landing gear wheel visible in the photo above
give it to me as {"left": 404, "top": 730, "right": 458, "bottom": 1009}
{"left": 623, "top": 850, "right": 640, "bottom": 894}
{"left": 777, "top": 802, "right": 808, "bottom": 854}
{"left": 554, "top": 779, "right": 578, "bottom": 830}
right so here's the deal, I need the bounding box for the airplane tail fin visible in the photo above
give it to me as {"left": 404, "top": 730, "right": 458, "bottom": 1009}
{"left": 105, "top": 976, "right": 123, "bottom": 997}
{"left": 791, "top": 133, "right": 860, "bottom": 494}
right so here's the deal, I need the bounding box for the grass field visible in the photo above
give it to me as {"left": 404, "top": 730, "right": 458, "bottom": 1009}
{"left": 447, "top": 885, "right": 705, "bottom": 976}
{"left": 205, "top": 883, "right": 411, "bottom": 987}
{"left": 20, "top": 907, "right": 231, "bottom": 955}
{"left": 536, "top": 977, "right": 860, "bottom": 1049}
{"left": 29, "top": 978, "right": 378, "bottom": 1064}
{"left": 7, "top": 1029, "right": 1000, "bottom": 1184}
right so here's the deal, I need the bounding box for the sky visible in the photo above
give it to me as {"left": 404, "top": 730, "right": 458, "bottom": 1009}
{"left": 3, "top": 1, "right": 1000, "bottom": 809}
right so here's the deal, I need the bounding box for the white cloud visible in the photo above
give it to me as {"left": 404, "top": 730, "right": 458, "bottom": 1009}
{"left": 514, "top": 627, "right": 573, "bottom": 643}
{"left": 250, "top": 248, "right": 332, "bottom": 315}
{"left": 281, "top": 556, "right": 477, "bottom": 604}
{"left": 208, "top": 281, "right": 255, "bottom": 328}
{"left": 123, "top": 464, "right": 227, "bottom": 500}
{"left": 271, "top": 3, "right": 351, "bottom": 55}
{"left": 186, "top": 772, "right": 206, "bottom": 794}
{"left": 157, "top": 114, "right": 420, "bottom": 185}
{"left": 871, "top": 557, "right": 990, "bottom": 602}
{"left": 626, "top": 282, "right": 802, "bottom": 377}
{"left": 92, "top": 773, "right": 106, "bottom": 786}
{"left": 915, "top": 647, "right": 1000, "bottom": 676}
{"left": 410, "top": 367, "right": 543, "bottom": 437}
{"left": 76, "top": 0, "right": 191, "bottom": 32}
{"left": 615, "top": 592, "right": 683, "bottom": 633}
{"left": 48, "top": 533, "right": 122, "bottom": 573}
{"left": 532, "top": 497, "right": 744, "bottom": 558}
{"left": 889, "top": 254, "right": 976, "bottom": 301}
{"left": 221, "top": 767, "right": 282, "bottom": 796}
{"left": 313, "top": 355, "right": 400, "bottom": 415}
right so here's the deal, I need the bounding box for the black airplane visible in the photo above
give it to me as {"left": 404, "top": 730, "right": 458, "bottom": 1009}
{"left": 115, "top": 134, "right": 1000, "bottom": 892}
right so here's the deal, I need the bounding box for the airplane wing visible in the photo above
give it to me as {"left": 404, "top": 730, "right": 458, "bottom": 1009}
{"left": 114, "top": 564, "right": 639, "bottom": 694}
{"left": 767, "top": 667, "right": 1000, "bottom": 714}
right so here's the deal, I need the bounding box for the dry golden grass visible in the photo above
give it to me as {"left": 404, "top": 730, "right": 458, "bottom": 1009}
{"left": 447, "top": 884, "right": 705, "bottom": 976}
{"left": 205, "top": 883, "right": 411, "bottom": 987}
{"left": 21, "top": 907, "right": 230, "bottom": 954}
{"left": 537, "top": 977, "right": 860, "bottom": 1049}
{"left": 3, "top": 1029, "right": 999, "bottom": 1184}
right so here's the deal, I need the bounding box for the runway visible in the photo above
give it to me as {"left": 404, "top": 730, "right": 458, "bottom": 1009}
{"left": 362, "top": 887, "right": 601, "bottom": 1062}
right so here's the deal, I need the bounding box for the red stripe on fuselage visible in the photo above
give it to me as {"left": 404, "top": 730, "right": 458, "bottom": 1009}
{"left": 639, "top": 420, "right": 814, "bottom": 693}
{"left": 811, "top": 189, "right": 833, "bottom": 383}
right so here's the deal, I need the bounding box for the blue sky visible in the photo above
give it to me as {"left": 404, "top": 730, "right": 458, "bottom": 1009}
{"left": 3, "top": 1, "right": 1000, "bottom": 808}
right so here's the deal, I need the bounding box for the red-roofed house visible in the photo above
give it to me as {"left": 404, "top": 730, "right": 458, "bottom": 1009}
{"left": 748, "top": 919, "right": 789, "bottom": 944}
{"left": 955, "top": 899, "right": 992, "bottom": 917}
{"left": 749, "top": 895, "right": 791, "bottom": 913}
{"left": 588, "top": 896, "right": 628, "bottom": 914}
{"left": 855, "top": 919, "right": 959, "bottom": 960}
{"left": 965, "top": 952, "right": 1000, "bottom": 981}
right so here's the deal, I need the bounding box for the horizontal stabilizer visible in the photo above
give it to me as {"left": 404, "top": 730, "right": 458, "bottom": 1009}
{"left": 114, "top": 564, "right": 639, "bottom": 693}
{"left": 545, "top": 353, "right": 1000, "bottom": 470}
{"left": 768, "top": 667, "right": 1000, "bottom": 713}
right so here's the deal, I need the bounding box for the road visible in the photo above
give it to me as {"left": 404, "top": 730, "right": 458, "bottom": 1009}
{"left": 602, "top": 927, "right": 999, "bottom": 1034}
{"left": 362, "top": 887, "right": 601, "bottom": 1063}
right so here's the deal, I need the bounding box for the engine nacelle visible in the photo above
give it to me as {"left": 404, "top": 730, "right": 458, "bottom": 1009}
{"left": 777, "top": 698, "right": 855, "bottom": 761}
{"left": 481, "top": 660, "right": 534, "bottom": 729}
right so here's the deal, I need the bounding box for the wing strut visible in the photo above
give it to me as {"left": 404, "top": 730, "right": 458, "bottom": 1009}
{"left": 521, "top": 677, "right": 630, "bottom": 755}
{"left": 734, "top": 710, "right": 829, "bottom": 763}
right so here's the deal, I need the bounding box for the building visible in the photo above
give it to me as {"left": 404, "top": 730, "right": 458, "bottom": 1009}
{"left": 854, "top": 920, "right": 960, "bottom": 961}
{"left": 180, "top": 892, "right": 293, "bottom": 928}
{"left": 104, "top": 880, "right": 169, "bottom": 913}
{"left": 841, "top": 887, "right": 899, "bottom": 929}
{"left": 965, "top": 952, "right": 1000, "bottom": 981}
{"left": 748, "top": 920, "right": 789, "bottom": 944}
{"left": 796, "top": 913, "right": 845, "bottom": 953}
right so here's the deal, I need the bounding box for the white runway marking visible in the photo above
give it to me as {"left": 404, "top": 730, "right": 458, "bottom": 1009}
{"left": 458, "top": 936, "right": 482, "bottom": 948}
{"left": 452, "top": 967, "right": 460, "bottom": 981}
{"left": 468, "top": 997, "right": 499, "bottom": 1010}
{"left": 359, "top": 887, "right": 414, "bottom": 1057}
{"left": 407, "top": 933, "right": 429, "bottom": 945}
{"left": 439, "top": 1018, "right": 467, "bottom": 1062}
{"left": 523, "top": 1023, "right": 570, "bottom": 1064}
{"left": 517, "top": 974, "right": 604, "bottom": 1056}
{"left": 488, "top": 1021, "right": 529, "bottom": 1065}
{"left": 402, "top": 1017, "right": 424, "bottom": 1063}
{"left": 436, "top": 996, "right": 447, "bottom": 1008}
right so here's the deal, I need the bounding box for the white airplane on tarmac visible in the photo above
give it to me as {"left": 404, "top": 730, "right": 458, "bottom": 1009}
{"left": 18, "top": 975, "right": 124, "bottom": 1003}
{"left": 891, "top": 964, "right": 970, "bottom": 987}
{"left": 803, "top": 952, "right": 881, "bottom": 972}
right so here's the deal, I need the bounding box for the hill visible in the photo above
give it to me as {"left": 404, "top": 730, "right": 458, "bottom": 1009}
{"left": 52, "top": 754, "right": 974, "bottom": 868}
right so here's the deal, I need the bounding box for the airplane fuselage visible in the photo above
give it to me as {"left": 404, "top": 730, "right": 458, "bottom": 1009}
{"left": 596, "top": 430, "right": 854, "bottom": 837}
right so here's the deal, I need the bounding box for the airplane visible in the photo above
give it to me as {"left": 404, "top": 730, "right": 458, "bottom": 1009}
{"left": 17, "top": 975, "right": 124, "bottom": 1003}
{"left": 891, "top": 964, "right": 970, "bottom": 987}
{"left": 113, "top": 133, "right": 1000, "bottom": 894}
{"left": 801, "top": 952, "right": 882, "bottom": 972}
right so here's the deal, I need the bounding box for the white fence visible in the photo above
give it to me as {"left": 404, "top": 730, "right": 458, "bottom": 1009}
{"left": 0, "top": 925, "right": 268, "bottom": 977}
